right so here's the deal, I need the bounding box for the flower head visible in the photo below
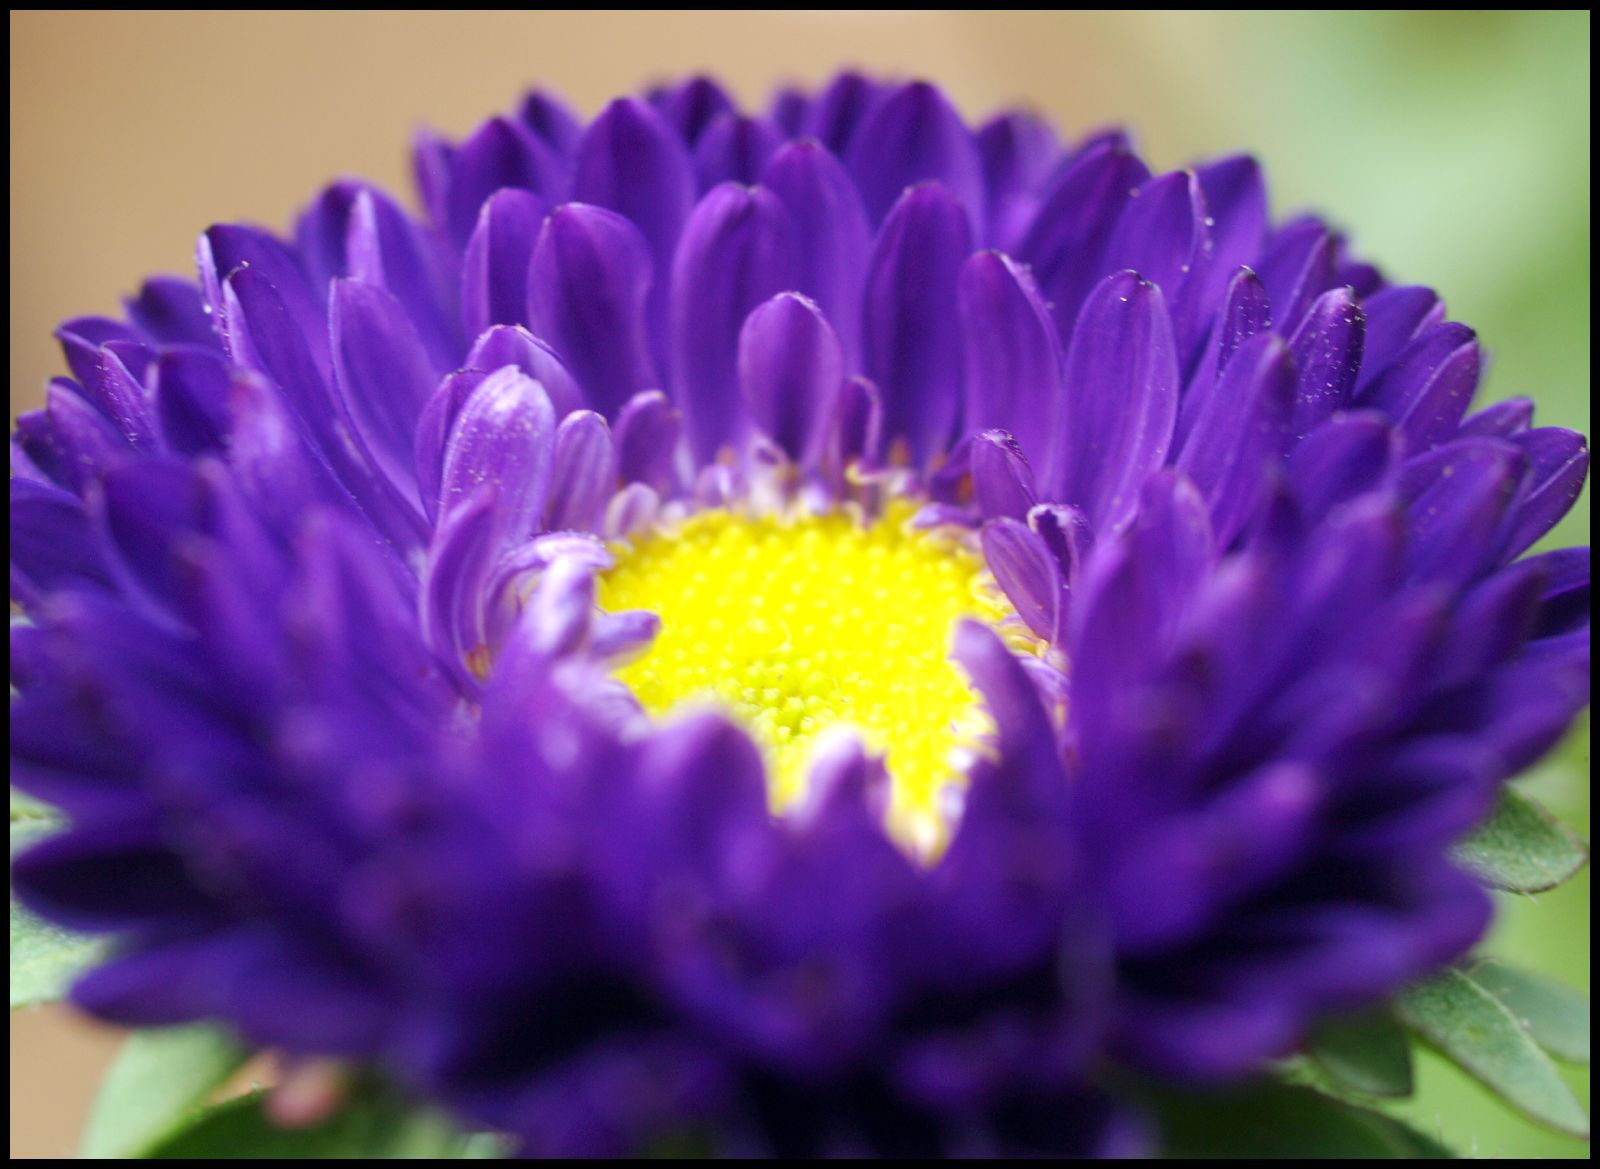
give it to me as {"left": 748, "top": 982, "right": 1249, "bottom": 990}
{"left": 10, "top": 72, "right": 1590, "bottom": 1155}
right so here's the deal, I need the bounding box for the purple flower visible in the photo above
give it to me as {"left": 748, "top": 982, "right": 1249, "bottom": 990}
{"left": 9, "top": 73, "right": 1589, "bottom": 1155}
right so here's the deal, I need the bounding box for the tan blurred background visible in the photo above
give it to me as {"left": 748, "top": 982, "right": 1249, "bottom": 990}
{"left": 10, "top": 10, "right": 1590, "bottom": 1158}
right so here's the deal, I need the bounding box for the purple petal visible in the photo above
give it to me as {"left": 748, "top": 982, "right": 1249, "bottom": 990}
{"left": 1285, "top": 411, "right": 1401, "bottom": 526}
{"left": 1287, "top": 287, "right": 1366, "bottom": 439}
{"left": 1177, "top": 268, "right": 1273, "bottom": 449}
{"left": 1189, "top": 156, "right": 1269, "bottom": 329}
{"left": 669, "top": 184, "right": 797, "bottom": 460}
{"left": 738, "top": 292, "right": 844, "bottom": 467}
{"left": 420, "top": 488, "right": 498, "bottom": 686}
{"left": 847, "top": 80, "right": 985, "bottom": 228}
{"left": 572, "top": 98, "right": 697, "bottom": 354}
{"left": 861, "top": 183, "right": 972, "bottom": 465}
{"left": 414, "top": 369, "right": 485, "bottom": 527}
{"left": 1254, "top": 218, "right": 1336, "bottom": 334}
{"left": 1016, "top": 140, "right": 1151, "bottom": 343}
{"left": 980, "top": 518, "right": 1060, "bottom": 640}
{"left": 1502, "top": 428, "right": 1589, "bottom": 560}
{"left": 1047, "top": 271, "right": 1179, "bottom": 534}
{"left": 461, "top": 188, "right": 545, "bottom": 339}
{"left": 41, "top": 380, "right": 131, "bottom": 491}
{"left": 198, "top": 224, "right": 329, "bottom": 376}
{"left": 445, "top": 116, "right": 563, "bottom": 248}
{"left": 832, "top": 376, "right": 883, "bottom": 471}
{"left": 1355, "top": 285, "right": 1446, "bottom": 395}
{"left": 10, "top": 478, "right": 111, "bottom": 607}
{"left": 659, "top": 76, "right": 736, "bottom": 144}
{"left": 1101, "top": 170, "right": 1209, "bottom": 352}
{"left": 1401, "top": 438, "right": 1524, "bottom": 587}
{"left": 152, "top": 346, "right": 232, "bottom": 456}
{"left": 971, "top": 429, "right": 1039, "bottom": 522}
{"left": 1176, "top": 334, "right": 1295, "bottom": 546}
{"left": 803, "top": 72, "right": 886, "bottom": 158}
{"left": 343, "top": 187, "right": 459, "bottom": 373}
{"left": 12, "top": 822, "right": 210, "bottom": 932}
{"left": 693, "top": 113, "right": 782, "bottom": 190}
{"left": 438, "top": 365, "right": 556, "bottom": 548}
{"left": 124, "top": 277, "right": 219, "bottom": 348}
{"left": 527, "top": 204, "right": 658, "bottom": 419}
{"left": 958, "top": 250, "right": 1063, "bottom": 442}
{"left": 464, "top": 325, "right": 584, "bottom": 420}
{"left": 977, "top": 111, "right": 1063, "bottom": 250}
{"left": 545, "top": 410, "right": 617, "bottom": 532}
{"left": 761, "top": 140, "right": 873, "bottom": 366}
{"left": 1460, "top": 397, "right": 1534, "bottom": 439}
{"left": 53, "top": 316, "right": 145, "bottom": 390}
{"left": 516, "top": 89, "right": 583, "bottom": 159}
{"left": 614, "top": 390, "right": 684, "bottom": 497}
{"left": 1359, "top": 322, "right": 1480, "bottom": 453}
{"left": 331, "top": 279, "right": 438, "bottom": 504}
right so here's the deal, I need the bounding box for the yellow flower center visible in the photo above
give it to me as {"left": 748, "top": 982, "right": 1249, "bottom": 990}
{"left": 596, "top": 501, "right": 1018, "bottom": 854}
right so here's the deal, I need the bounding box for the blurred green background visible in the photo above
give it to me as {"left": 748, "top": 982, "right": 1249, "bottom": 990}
{"left": 8, "top": 9, "right": 1590, "bottom": 1159}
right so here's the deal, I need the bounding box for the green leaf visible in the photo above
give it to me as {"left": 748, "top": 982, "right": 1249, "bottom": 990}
{"left": 1308, "top": 1005, "right": 1415, "bottom": 1098}
{"left": 80, "top": 1024, "right": 251, "bottom": 1158}
{"left": 1397, "top": 967, "right": 1589, "bottom": 1138}
{"left": 1453, "top": 788, "right": 1589, "bottom": 893}
{"left": 143, "top": 1081, "right": 492, "bottom": 1159}
{"left": 1466, "top": 958, "right": 1590, "bottom": 1065}
{"left": 10, "top": 816, "right": 104, "bottom": 1010}
{"left": 1146, "top": 1079, "right": 1454, "bottom": 1158}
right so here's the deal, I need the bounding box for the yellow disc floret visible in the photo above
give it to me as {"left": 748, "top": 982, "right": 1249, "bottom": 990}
{"left": 596, "top": 501, "right": 1018, "bottom": 854}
